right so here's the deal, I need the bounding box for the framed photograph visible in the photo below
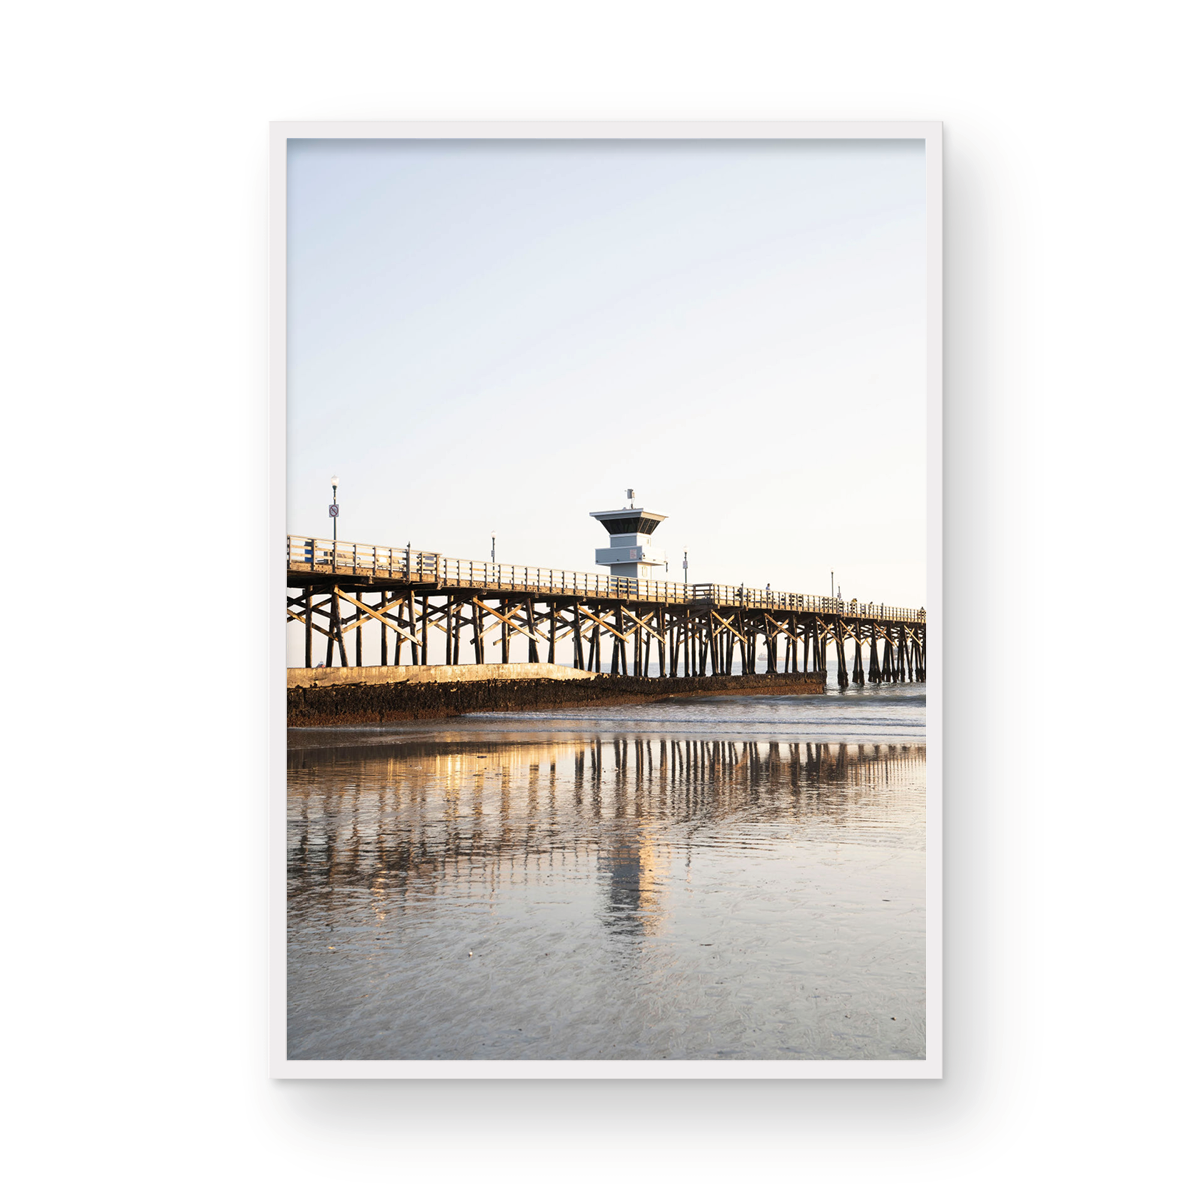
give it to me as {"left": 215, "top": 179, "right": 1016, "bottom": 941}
{"left": 269, "top": 121, "right": 941, "bottom": 1079}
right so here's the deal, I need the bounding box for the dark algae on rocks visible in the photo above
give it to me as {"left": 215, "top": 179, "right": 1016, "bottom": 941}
{"left": 288, "top": 672, "right": 824, "bottom": 726}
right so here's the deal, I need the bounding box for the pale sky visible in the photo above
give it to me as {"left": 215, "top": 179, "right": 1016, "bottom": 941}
{"left": 287, "top": 138, "right": 927, "bottom": 607}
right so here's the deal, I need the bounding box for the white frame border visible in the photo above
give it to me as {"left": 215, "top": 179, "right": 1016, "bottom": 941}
{"left": 268, "top": 120, "right": 942, "bottom": 1080}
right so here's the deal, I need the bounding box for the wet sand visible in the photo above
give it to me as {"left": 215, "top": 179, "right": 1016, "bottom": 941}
{"left": 287, "top": 686, "right": 926, "bottom": 1060}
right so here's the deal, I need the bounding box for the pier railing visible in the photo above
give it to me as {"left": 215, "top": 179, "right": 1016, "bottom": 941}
{"left": 286, "top": 535, "right": 925, "bottom": 624}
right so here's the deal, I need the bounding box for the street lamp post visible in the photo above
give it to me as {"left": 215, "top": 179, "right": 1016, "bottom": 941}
{"left": 683, "top": 547, "right": 689, "bottom": 586}
{"left": 330, "top": 475, "right": 340, "bottom": 544}
{"left": 491, "top": 530, "right": 496, "bottom": 563}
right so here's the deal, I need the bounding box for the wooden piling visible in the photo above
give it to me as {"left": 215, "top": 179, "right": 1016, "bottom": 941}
{"left": 379, "top": 591, "right": 388, "bottom": 666}
{"left": 526, "top": 599, "right": 539, "bottom": 663}
{"left": 304, "top": 589, "right": 312, "bottom": 669}
{"left": 354, "top": 591, "right": 362, "bottom": 666}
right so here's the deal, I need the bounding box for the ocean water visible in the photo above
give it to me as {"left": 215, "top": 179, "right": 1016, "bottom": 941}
{"left": 286, "top": 679, "right": 927, "bottom": 1060}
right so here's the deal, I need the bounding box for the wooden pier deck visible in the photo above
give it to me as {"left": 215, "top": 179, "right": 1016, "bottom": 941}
{"left": 285, "top": 535, "right": 926, "bottom": 687}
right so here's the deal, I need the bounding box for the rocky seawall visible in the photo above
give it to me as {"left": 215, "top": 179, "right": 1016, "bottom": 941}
{"left": 287, "top": 671, "right": 824, "bottom": 726}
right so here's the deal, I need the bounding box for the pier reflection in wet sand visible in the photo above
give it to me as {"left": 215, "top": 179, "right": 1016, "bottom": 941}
{"left": 287, "top": 735, "right": 925, "bottom": 1060}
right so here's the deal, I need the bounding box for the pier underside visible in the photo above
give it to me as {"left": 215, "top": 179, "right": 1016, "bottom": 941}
{"left": 286, "top": 575, "right": 926, "bottom": 688}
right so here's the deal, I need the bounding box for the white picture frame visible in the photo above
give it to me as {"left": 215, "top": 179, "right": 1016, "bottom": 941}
{"left": 268, "top": 120, "right": 942, "bottom": 1079}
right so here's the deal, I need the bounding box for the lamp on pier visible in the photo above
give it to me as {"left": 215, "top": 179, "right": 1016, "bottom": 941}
{"left": 329, "top": 475, "right": 339, "bottom": 542}
{"left": 491, "top": 530, "right": 496, "bottom": 563}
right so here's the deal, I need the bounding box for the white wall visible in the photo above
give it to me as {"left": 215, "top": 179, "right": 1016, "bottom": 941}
{"left": 4, "top": 3, "right": 1194, "bottom": 1196}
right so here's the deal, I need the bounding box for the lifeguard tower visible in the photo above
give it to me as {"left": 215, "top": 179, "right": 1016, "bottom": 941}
{"left": 590, "top": 490, "right": 668, "bottom": 580}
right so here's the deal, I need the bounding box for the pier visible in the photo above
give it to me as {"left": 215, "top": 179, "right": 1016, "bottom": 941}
{"left": 285, "top": 535, "right": 926, "bottom": 688}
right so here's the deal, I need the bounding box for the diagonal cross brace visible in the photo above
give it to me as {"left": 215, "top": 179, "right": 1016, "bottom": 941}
{"left": 331, "top": 587, "right": 422, "bottom": 645}
{"left": 475, "top": 598, "right": 551, "bottom": 644}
